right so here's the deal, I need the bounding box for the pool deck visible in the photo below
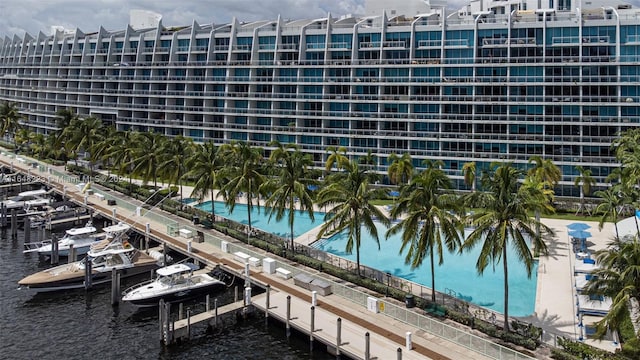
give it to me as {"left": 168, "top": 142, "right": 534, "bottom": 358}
{"left": 522, "top": 218, "right": 620, "bottom": 352}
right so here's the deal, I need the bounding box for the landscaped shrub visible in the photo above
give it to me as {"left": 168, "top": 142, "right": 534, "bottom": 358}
{"left": 557, "top": 337, "right": 628, "bottom": 360}
{"left": 447, "top": 309, "right": 474, "bottom": 326}
{"left": 550, "top": 348, "right": 581, "bottom": 360}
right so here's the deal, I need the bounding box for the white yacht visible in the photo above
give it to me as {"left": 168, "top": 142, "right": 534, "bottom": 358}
{"left": 18, "top": 223, "right": 162, "bottom": 292}
{"left": 121, "top": 263, "right": 225, "bottom": 307}
{"left": 23, "top": 221, "right": 106, "bottom": 257}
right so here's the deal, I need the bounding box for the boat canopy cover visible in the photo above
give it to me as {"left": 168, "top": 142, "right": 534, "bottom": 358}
{"left": 17, "top": 189, "right": 49, "bottom": 197}
{"left": 66, "top": 226, "right": 97, "bottom": 236}
{"left": 102, "top": 222, "right": 130, "bottom": 233}
{"left": 156, "top": 263, "right": 199, "bottom": 277}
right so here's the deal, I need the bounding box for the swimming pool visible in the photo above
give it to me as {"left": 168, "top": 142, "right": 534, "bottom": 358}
{"left": 195, "top": 201, "right": 324, "bottom": 238}
{"left": 313, "top": 222, "right": 537, "bottom": 316}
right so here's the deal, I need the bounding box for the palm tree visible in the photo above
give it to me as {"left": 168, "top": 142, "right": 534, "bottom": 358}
{"left": 29, "top": 133, "right": 48, "bottom": 159}
{"left": 13, "top": 128, "right": 32, "bottom": 153}
{"left": 131, "top": 131, "right": 166, "bottom": 189}
{"left": 462, "top": 162, "right": 553, "bottom": 331}
{"left": 386, "top": 166, "right": 463, "bottom": 302}
{"left": 261, "top": 141, "right": 317, "bottom": 252}
{"left": 358, "top": 149, "right": 377, "bottom": 172}
{"left": 0, "top": 102, "right": 22, "bottom": 146}
{"left": 583, "top": 236, "right": 640, "bottom": 340}
{"left": 220, "top": 141, "right": 265, "bottom": 243}
{"left": 325, "top": 146, "right": 349, "bottom": 174}
{"left": 65, "top": 116, "right": 105, "bottom": 174}
{"left": 527, "top": 156, "right": 561, "bottom": 237}
{"left": 159, "top": 135, "right": 194, "bottom": 204}
{"left": 594, "top": 186, "right": 624, "bottom": 240}
{"left": 315, "top": 159, "right": 390, "bottom": 277}
{"left": 105, "top": 130, "right": 138, "bottom": 191}
{"left": 387, "top": 152, "right": 414, "bottom": 186}
{"left": 184, "top": 141, "right": 225, "bottom": 222}
{"left": 574, "top": 165, "right": 596, "bottom": 216}
{"left": 461, "top": 161, "right": 477, "bottom": 192}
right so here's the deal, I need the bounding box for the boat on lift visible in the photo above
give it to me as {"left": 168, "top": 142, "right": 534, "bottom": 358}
{"left": 121, "top": 263, "right": 226, "bottom": 307}
{"left": 18, "top": 223, "right": 162, "bottom": 292}
{"left": 23, "top": 221, "right": 106, "bottom": 257}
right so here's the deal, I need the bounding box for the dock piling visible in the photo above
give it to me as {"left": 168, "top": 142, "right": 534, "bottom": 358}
{"left": 312, "top": 290, "right": 317, "bottom": 307}
{"left": 310, "top": 305, "right": 315, "bottom": 350}
{"left": 206, "top": 294, "right": 210, "bottom": 312}
{"left": 265, "top": 284, "right": 270, "bottom": 319}
{"left": 186, "top": 308, "right": 191, "bottom": 340}
{"left": 51, "top": 235, "right": 59, "bottom": 265}
{"left": 84, "top": 256, "right": 93, "bottom": 289}
{"left": 365, "top": 332, "right": 370, "bottom": 360}
{"left": 159, "top": 299, "right": 165, "bottom": 342}
{"left": 10, "top": 209, "right": 17, "bottom": 238}
{"left": 24, "top": 216, "right": 30, "bottom": 241}
{"left": 68, "top": 243, "right": 76, "bottom": 263}
{"left": 145, "top": 223, "right": 150, "bottom": 251}
{"left": 397, "top": 347, "right": 402, "bottom": 360}
{"left": 405, "top": 332, "right": 412, "bottom": 351}
{"left": 244, "top": 263, "right": 250, "bottom": 287}
{"left": 286, "top": 295, "right": 291, "bottom": 338}
{"left": 214, "top": 298, "right": 218, "bottom": 327}
{"left": 244, "top": 286, "right": 252, "bottom": 306}
{"left": 111, "top": 269, "right": 121, "bottom": 305}
{"left": 336, "top": 318, "right": 342, "bottom": 357}
{"left": 179, "top": 303, "right": 184, "bottom": 320}
{"left": 234, "top": 286, "right": 238, "bottom": 302}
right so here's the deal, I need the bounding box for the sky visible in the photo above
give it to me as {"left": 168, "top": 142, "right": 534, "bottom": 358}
{"left": 1, "top": 0, "right": 639, "bottom": 38}
{"left": 0, "top": 0, "right": 471, "bottom": 37}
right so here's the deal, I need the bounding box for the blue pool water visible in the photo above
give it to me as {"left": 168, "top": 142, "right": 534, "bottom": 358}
{"left": 314, "top": 222, "right": 537, "bottom": 316}
{"left": 195, "top": 201, "right": 324, "bottom": 238}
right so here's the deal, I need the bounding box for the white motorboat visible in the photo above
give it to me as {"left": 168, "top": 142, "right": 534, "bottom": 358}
{"left": 122, "top": 263, "right": 225, "bottom": 307}
{"left": 1, "top": 189, "right": 52, "bottom": 211}
{"left": 23, "top": 221, "right": 106, "bottom": 257}
{"left": 18, "top": 223, "right": 162, "bottom": 292}
{"left": 27, "top": 201, "right": 89, "bottom": 229}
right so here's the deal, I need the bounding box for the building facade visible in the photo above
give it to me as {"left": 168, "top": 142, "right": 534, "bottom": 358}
{"left": 1, "top": 0, "right": 639, "bottom": 196}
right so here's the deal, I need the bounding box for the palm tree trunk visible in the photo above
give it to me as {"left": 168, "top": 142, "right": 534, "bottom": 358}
{"left": 210, "top": 191, "right": 216, "bottom": 224}
{"left": 503, "top": 245, "right": 510, "bottom": 332}
{"left": 290, "top": 194, "right": 296, "bottom": 252}
{"left": 430, "top": 249, "right": 436, "bottom": 303}
{"left": 356, "top": 224, "right": 361, "bottom": 277}
{"left": 246, "top": 193, "right": 252, "bottom": 244}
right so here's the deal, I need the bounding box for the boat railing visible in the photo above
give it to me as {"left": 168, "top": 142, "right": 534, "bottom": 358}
{"left": 121, "top": 278, "right": 156, "bottom": 296}
{"left": 23, "top": 239, "right": 52, "bottom": 253}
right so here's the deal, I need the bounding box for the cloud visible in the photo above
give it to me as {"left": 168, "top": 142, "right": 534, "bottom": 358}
{"left": 1, "top": 0, "right": 638, "bottom": 37}
{"left": 0, "top": 0, "right": 368, "bottom": 36}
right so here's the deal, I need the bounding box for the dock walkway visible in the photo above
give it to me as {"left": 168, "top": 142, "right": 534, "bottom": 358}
{"left": 0, "top": 151, "right": 531, "bottom": 360}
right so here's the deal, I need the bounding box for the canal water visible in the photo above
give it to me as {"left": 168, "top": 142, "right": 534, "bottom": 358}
{"left": 0, "top": 227, "right": 333, "bottom": 360}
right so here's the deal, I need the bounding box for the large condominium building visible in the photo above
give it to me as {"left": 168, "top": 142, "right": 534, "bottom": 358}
{"left": 1, "top": 0, "right": 639, "bottom": 196}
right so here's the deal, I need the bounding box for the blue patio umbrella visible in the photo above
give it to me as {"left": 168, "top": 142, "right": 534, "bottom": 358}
{"left": 389, "top": 190, "right": 400, "bottom": 197}
{"left": 567, "top": 222, "right": 591, "bottom": 231}
{"left": 568, "top": 230, "right": 592, "bottom": 239}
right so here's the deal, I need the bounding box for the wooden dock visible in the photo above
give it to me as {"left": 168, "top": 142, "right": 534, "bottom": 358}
{"left": 251, "top": 289, "right": 427, "bottom": 360}
{"left": 167, "top": 297, "right": 251, "bottom": 343}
